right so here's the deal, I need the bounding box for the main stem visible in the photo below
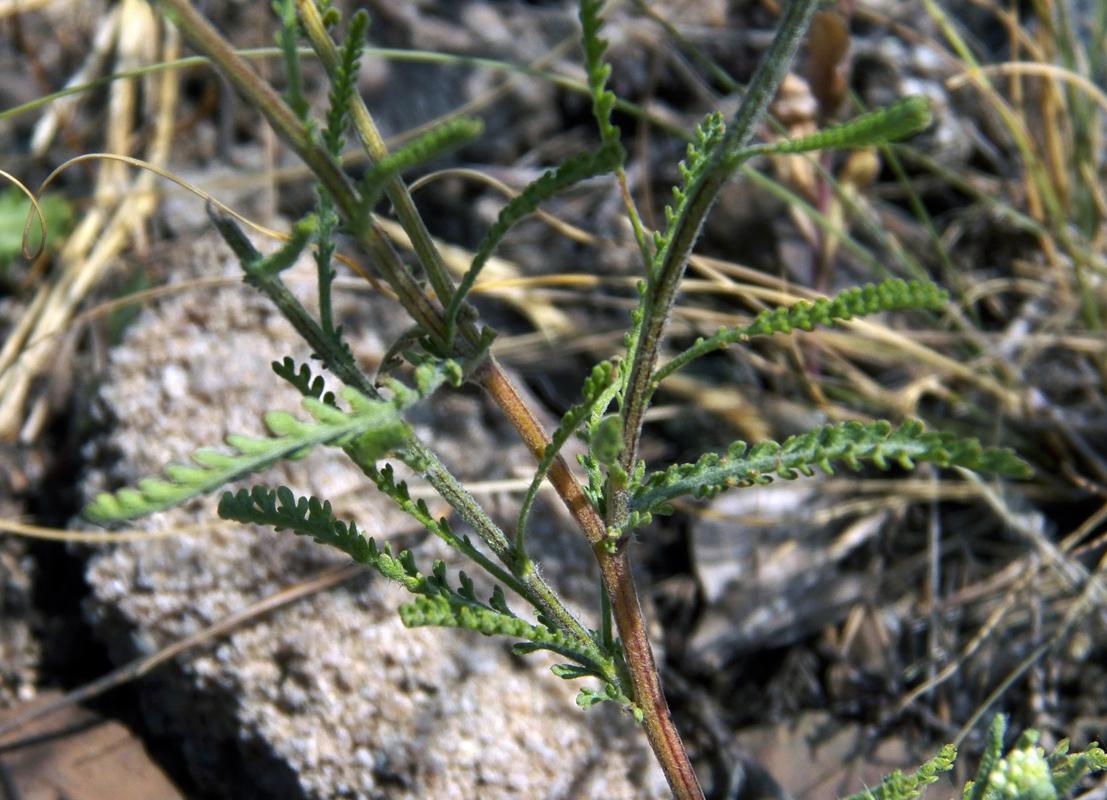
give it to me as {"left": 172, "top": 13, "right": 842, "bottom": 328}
{"left": 472, "top": 357, "right": 703, "bottom": 800}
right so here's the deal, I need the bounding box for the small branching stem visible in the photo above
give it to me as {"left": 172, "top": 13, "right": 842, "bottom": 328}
{"left": 471, "top": 355, "right": 701, "bottom": 800}
{"left": 294, "top": 0, "right": 460, "bottom": 310}
{"left": 600, "top": 543, "right": 703, "bottom": 799}
{"left": 166, "top": 2, "right": 808, "bottom": 794}
{"left": 236, "top": 245, "right": 604, "bottom": 670}
{"left": 162, "top": 0, "right": 473, "bottom": 355}
{"left": 605, "top": 1, "right": 825, "bottom": 793}
{"left": 206, "top": 202, "right": 603, "bottom": 668}
{"left": 615, "top": 0, "right": 824, "bottom": 511}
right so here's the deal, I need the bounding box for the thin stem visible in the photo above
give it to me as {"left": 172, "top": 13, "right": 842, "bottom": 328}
{"left": 471, "top": 354, "right": 702, "bottom": 800}
{"left": 599, "top": 545, "right": 703, "bottom": 800}
{"left": 612, "top": 0, "right": 823, "bottom": 536}
{"left": 471, "top": 357, "right": 606, "bottom": 545}
{"left": 616, "top": 168, "right": 654, "bottom": 270}
{"left": 162, "top": 0, "right": 473, "bottom": 355}
{"left": 315, "top": 192, "right": 339, "bottom": 337}
{"left": 597, "top": 2, "right": 823, "bottom": 794}
{"left": 296, "top": 0, "right": 460, "bottom": 313}
{"left": 599, "top": 581, "right": 614, "bottom": 653}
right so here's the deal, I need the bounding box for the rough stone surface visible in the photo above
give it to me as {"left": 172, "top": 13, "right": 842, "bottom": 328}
{"left": 0, "top": 444, "right": 38, "bottom": 708}
{"left": 79, "top": 232, "right": 667, "bottom": 799}
{"left": 0, "top": 535, "right": 38, "bottom": 709}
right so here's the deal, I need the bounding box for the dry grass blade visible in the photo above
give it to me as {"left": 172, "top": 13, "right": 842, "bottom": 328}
{"left": 0, "top": 2, "right": 176, "bottom": 441}
{"left": 0, "top": 516, "right": 226, "bottom": 543}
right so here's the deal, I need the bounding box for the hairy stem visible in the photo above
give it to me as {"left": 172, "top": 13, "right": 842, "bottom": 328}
{"left": 162, "top": 0, "right": 471, "bottom": 354}
{"left": 471, "top": 355, "right": 703, "bottom": 800}
{"left": 613, "top": 0, "right": 824, "bottom": 525}
{"left": 295, "top": 0, "right": 460, "bottom": 310}
{"left": 600, "top": 544, "right": 704, "bottom": 800}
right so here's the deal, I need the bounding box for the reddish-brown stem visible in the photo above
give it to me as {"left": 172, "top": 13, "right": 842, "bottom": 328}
{"left": 598, "top": 544, "right": 704, "bottom": 800}
{"left": 471, "top": 356, "right": 605, "bottom": 545}
{"left": 471, "top": 355, "right": 704, "bottom": 800}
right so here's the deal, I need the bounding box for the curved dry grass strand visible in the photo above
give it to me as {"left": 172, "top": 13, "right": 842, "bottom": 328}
{"left": 0, "top": 517, "right": 224, "bottom": 543}
{"left": 947, "top": 62, "right": 1107, "bottom": 123}
{"left": 0, "top": 169, "right": 49, "bottom": 260}
{"left": 36, "top": 153, "right": 288, "bottom": 244}
{"left": 0, "top": 18, "right": 178, "bottom": 441}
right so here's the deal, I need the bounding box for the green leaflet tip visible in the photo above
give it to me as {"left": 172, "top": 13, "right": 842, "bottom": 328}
{"left": 748, "top": 95, "right": 933, "bottom": 158}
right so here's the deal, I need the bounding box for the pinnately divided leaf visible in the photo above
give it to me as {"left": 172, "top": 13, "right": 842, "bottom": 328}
{"left": 401, "top": 593, "right": 561, "bottom": 645}
{"left": 578, "top": 0, "right": 620, "bottom": 142}
{"left": 219, "top": 486, "right": 420, "bottom": 588}
{"left": 322, "top": 9, "right": 370, "bottom": 156}
{"left": 220, "top": 485, "right": 612, "bottom": 676}
{"left": 272, "top": 356, "right": 337, "bottom": 406}
{"left": 839, "top": 742, "right": 956, "bottom": 800}
{"left": 84, "top": 388, "right": 411, "bottom": 524}
{"left": 444, "top": 141, "right": 625, "bottom": 336}
{"left": 748, "top": 96, "right": 932, "bottom": 157}
{"left": 651, "top": 111, "right": 727, "bottom": 279}
{"left": 629, "top": 420, "right": 1032, "bottom": 521}
{"left": 654, "top": 279, "right": 948, "bottom": 384}
{"left": 357, "top": 115, "right": 484, "bottom": 212}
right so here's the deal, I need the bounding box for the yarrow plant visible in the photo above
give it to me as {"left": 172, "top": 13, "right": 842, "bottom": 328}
{"left": 79, "top": 1, "right": 1104, "bottom": 798}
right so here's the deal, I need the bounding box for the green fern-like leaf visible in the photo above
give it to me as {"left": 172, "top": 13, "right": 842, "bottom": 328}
{"left": 218, "top": 489, "right": 541, "bottom": 646}
{"left": 587, "top": 414, "right": 624, "bottom": 467}
{"left": 316, "top": 0, "right": 340, "bottom": 27}
{"left": 410, "top": 355, "right": 464, "bottom": 395}
{"left": 966, "top": 715, "right": 1010, "bottom": 800}
{"left": 629, "top": 420, "right": 1032, "bottom": 521}
{"left": 271, "top": 357, "right": 337, "bottom": 406}
{"left": 748, "top": 96, "right": 932, "bottom": 158}
{"left": 578, "top": 451, "right": 607, "bottom": 511}
{"left": 314, "top": 192, "right": 343, "bottom": 339}
{"left": 395, "top": 557, "right": 609, "bottom": 672}
{"left": 400, "top": 592, "right": 595, "bottom": 664}
{"left": 357, "top": 116, "right": 484, "bottom": 211}
{"left": 274, "top": 0, "right": 311, "bottom": 123}
{"left": 578, "top": 0, "right": 620, "bottom": 143}
{"left": 954, "top": 716, "right": 1107, "bottom": 800}
{"left": 840, "top": 742, "right": 956, "bottom": 800}
{"left": 363, "top": 463, "right": 457, "bottom": 545}
{"left": 444, "top": 141, "right": 625, "bottom": 337}
{"left": 516, "top": 361, "right": 615, "bottom": 548}
{"left": 84, "top": 388, "right": 411, "bottom": 524}
{"left": 208, "top": 206, "right": 316, "bottom": 279}
{"left": 654, "top": 279, "right": 949, "bottom": 384}
{"left": 1049, "top": 742, "right": 1107, "bottom": 797}
{"left": 322, "top": 9, "right": 370, "bottom": 156}
{"left": 219, "top": 486, "right": 420, "bottom": 588}
{"left": 576, "top": 682, "right": 641, "bottom": 719}
{"left": 651, "top": 111, "right": 727, "bottom": 280}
